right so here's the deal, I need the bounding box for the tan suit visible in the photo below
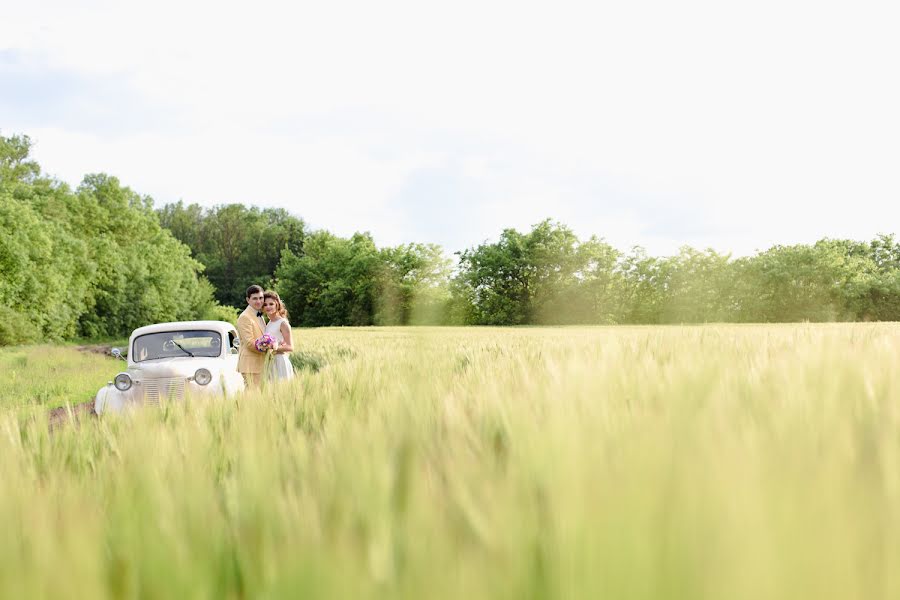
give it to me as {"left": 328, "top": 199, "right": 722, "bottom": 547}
{"left": 237, "top": 306, "right": 266, "bottom": 374}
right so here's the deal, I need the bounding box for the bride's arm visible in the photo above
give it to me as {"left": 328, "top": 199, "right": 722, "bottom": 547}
{"left": 277, "top": 321, "right": 294, "bottom": 353}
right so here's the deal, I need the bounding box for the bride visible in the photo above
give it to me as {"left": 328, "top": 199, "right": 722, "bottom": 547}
{"left": 262, "top": 290, "right": 295, "bottom": 381}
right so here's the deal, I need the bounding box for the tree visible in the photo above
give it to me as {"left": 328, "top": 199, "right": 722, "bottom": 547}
{"left": 615, "top": 247, "right": 672, "bottom": 324}
{"left": 376, "top": 243, "right": 452, "bottom": 325}
{"left": 275, "top": 231, "right": 381, "bottom": 326}
{"left": 862, "top": 234, "right": 900, "bottom": 320}
{"left": 538, "top": 235, "right": 622, "bottom": 324}
{"left": 0, "top": 133, "right": 226, "bottom": 345}
{"left": 659, "top": 247, "right": 735, "bottom": 323}
{"left": 0, "top": 134, "right": 40, "bottom": 185}
{"left": 454, "top": 220, "right": 615, "bottom": 325}
{"left": 733, "top": 242, "right": 869, "bottom": 322}
{"left": 158, "top": 202, "right": 307, "bottom": 307}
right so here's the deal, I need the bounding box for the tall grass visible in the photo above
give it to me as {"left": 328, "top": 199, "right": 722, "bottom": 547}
{"left": 0, "top": 344, "right": 124, "bottom": 409}
{"left": 1, "top": 324, "right": 899, "bottom": 599}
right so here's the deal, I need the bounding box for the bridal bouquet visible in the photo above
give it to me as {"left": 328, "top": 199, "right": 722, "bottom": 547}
{"left": 255, "top": 333, "right": 277, "bottom": 352}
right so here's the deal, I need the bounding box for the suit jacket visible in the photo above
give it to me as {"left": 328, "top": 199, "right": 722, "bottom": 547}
{"left": 237, "top": 306, "right": 266, "bottom": 374}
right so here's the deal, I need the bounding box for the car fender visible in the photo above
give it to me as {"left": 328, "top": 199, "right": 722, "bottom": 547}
{"left": 223, "top": 371, "right": 245, "bottom": 396}
{"left": 94, "top": 384, "right": 131, "bottom": 414}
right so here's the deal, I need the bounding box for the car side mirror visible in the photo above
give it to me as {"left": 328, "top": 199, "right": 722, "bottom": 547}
{"left": 111, "top": 347, "right": 126, "bottom": 361}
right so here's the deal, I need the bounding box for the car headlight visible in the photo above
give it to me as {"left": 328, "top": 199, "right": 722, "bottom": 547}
{"left": 193, "top": 368, "right": 212, "bottom": 386}
{"left": 114, "top": 373, "right": 133, "bottom": 391}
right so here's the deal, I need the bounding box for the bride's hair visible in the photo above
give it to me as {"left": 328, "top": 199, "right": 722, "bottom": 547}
{"left": 263, "top": 290, "right": 289, "bottom": 320}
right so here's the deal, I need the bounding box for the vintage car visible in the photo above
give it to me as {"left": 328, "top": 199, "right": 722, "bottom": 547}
{"left": 95, "top": 320, "right": 245, "bottom": 414}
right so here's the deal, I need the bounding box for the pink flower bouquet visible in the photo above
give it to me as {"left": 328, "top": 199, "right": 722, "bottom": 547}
{"left": 255, "top": 333, "right": 277, "bottom": 352}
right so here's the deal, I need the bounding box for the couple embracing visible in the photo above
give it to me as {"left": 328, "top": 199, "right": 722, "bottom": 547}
{"left": 237, "top": 285, "right": 295, "bottom": 387}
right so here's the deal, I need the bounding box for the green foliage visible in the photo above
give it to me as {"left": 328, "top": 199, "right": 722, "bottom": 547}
{"left": 730, "top": 240, "right": 887, "bottom": 322}
{"left": 157, "top": 201, "right": 307, "bottom": 307}
{"left": 862, "top": 234, "right": 900, "bottom": 320}
{"left": 149, "top": 180, "right": 900, "bottom": 327}
{"left": 275, "top": 231, "right": 381, "bottom": 326}
{"left": 288, "top": 350, "right": 326, "bottom": 372}
{"left": 455, "top": 220, "right": 621, "bottom": 325}
{"left": 614, "top": 247, "right": 670, "bottom": 324}
{"left": 10, "top": 130, "right": 900, "bottom": 332}
{"left": 660, "top": 247, "right": 734, "bottom": 323}
{"left": 0, "top": 134, "right": 40, "bottom": 184}
{"left": 273, "top": 233, "right": 454, "bottom": 327}
{"left": 452, "top": 221, "right": 900, "bottom": 325}
{"left": 376, "top": 243, "right": 452, "bottom": 325}
{"left": 0, "top": 133, "right": 228, "bottom": 345}
{"left": 0, "top": 306, "right": 38, "bottom": 346}
{"left": 200, "top": 302, "right": 239, "bottom": 325}
{"left": 270, "top": 219, "right": 900, "bottom": 327}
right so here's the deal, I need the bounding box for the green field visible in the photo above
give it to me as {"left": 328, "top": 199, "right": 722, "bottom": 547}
{"left": 0, "top": 343, "right": 126, "bottom": 410}
{"left": 1, "top": 324, "right": 899, "bottom": 599}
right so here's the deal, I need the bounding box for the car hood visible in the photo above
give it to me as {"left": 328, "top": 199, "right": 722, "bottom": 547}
{"left": 128, "top": 357, "right": 227, "bottom": 379}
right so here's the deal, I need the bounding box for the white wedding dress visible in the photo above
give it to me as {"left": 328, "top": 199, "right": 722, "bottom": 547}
{"left": 264, "top": 318, "right": 295, "bottom": 381}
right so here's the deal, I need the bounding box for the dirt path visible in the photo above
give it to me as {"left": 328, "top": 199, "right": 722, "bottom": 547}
{"left": 42, "top": 344, "right": 113, "bottom": 430}
{"left": 75, "top": 344, "right": 125, "bottom": 358}
{"left": 48, "top": 400, "right": 96, "bottom": 431}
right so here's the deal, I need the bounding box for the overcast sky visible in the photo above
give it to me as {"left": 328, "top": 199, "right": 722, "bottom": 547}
{"left": 2, "top": 0, "right": 898, "bottom": 256}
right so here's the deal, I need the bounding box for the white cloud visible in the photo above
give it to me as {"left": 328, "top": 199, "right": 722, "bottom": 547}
{"left": 3, "top": 0, "right": 899, "bottom": 256}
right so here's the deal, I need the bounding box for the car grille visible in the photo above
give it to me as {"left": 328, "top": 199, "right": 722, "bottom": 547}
{"left": 142, "top": 377, "right": 186, "bottom": 406}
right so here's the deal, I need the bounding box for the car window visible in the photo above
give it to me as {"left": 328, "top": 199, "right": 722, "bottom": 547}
{"left": 133, "top": 331, "right": 223, "bottom": 362}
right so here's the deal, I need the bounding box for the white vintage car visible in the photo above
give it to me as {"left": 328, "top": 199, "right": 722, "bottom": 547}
{"left": 95, "top": 320, "right": 245, "bottom": 414}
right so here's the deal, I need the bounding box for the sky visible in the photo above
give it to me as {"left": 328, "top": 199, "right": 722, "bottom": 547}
{"left": 2, "top": 0, "right": 898, "bottom": 257}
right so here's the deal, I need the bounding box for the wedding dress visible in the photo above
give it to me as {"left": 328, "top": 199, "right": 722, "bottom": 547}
{"left": 264, "top": 318, "right": 295, "bottom": 381}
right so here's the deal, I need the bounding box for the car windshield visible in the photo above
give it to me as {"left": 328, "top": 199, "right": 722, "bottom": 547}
{"left": 132, "top": 330, "right": 222, "bottom": 362}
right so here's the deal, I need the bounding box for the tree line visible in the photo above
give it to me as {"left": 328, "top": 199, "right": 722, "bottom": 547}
{"left": 3, "top": 131, "right": 899, "bottom": 346}
{"left": 454, "top": 224, "right": 900, "bottom": 324}
{"left": 0, "top": 134, "right": 230, "bottom": 345}
{"left": 159, "top": 203, "right": 900, "bottom": 327}
{"left": 157, "top": 202, "right": 451, "bottom": 326}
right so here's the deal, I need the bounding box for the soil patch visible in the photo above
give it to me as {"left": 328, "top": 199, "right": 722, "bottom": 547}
{"left": 48, "top": 400, "right": 96, "bottom": 431}
{"left": 76, "top": 344, "right": 124, "bottom": 358}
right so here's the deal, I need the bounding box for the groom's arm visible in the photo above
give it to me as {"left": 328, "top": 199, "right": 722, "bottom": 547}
{"left": 237, "top": 315, "right": 263, "bottom": 354}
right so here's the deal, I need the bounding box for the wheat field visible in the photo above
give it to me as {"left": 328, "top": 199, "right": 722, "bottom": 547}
{"left": 1, "top": 324, "right": 899, "bottom": 599}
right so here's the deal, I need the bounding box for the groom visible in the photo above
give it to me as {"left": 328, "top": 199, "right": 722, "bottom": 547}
{"left": 237, "top": 284, "right": 267, "bottom": 387}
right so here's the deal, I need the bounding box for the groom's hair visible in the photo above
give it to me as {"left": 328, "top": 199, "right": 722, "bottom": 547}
{"left": 246, "top": 284, "right": 264, "bottom": 299}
